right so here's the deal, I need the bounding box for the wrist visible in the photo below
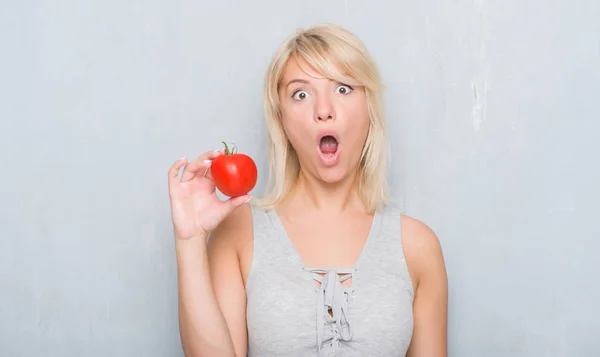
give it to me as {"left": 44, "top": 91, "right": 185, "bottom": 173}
{"left": 174, "top": 233, "right": 208, "bottom": 254}
{"left": 175, "top": 233, "right": 208, "bottom": 241}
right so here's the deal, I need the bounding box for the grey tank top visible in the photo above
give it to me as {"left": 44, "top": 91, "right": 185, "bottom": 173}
{"left": 245, "top": 206, "right": 414, "bottom": 357}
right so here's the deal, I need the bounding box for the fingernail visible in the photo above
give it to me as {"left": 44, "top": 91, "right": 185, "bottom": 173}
{"left": 246, "top": 196, "right": 252, "bottom": 202}
{"left": 180, "top": 156, "right": 187, "bottom": 161}
{"left": 203, "top": 159, "right": 211, "bottom": 164}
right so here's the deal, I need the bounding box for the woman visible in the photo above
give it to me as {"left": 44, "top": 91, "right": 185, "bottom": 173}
{"left": 168, "top": 23, "right": 448, "bottom": 357}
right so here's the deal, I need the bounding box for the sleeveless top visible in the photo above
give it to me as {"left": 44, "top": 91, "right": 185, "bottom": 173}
{"left": 245, "top": 205, "right": 415, "bottom": 357}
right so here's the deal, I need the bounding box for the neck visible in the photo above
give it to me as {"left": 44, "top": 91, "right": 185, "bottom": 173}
{"left": 284, "top": 168, "right": 364, "bottom": 214}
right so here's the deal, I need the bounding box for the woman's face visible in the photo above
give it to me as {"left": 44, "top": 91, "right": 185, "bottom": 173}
{"left": 278, "top": 58, "right": 370, "bottom": 184}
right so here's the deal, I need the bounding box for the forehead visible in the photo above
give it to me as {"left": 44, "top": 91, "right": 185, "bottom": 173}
{"left": 281, "top": 57, "right": 325, "bottom": 83}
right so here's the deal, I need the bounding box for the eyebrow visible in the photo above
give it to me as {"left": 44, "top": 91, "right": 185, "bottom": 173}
{"left": 285, "top": 78, "right": 310, "bottom": 88}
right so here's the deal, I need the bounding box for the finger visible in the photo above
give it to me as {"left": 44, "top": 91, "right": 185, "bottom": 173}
{"left": 181, "top": 150, "right": 223, "bottom": 182}
{"left": 181, "top": 159, "right": 212, "bottom": 182}
{"left": 203, "top": 166, "right": 214, "bottom": 181}
{"left": 219, "top": 194, "right": 252, "bottom": 218}
{"left": 168, "top": 157, "right": 188, "bottom": 184}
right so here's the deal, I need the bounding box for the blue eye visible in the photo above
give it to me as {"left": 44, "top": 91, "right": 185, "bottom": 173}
{"left": 292, "top": 90, "right": 309, "bottom": 100}
{"left": 335, "top": 85, "right": 353, "bottom": 94}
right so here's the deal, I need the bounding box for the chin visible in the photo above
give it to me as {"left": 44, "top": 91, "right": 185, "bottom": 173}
{"left": 316, "top": 166, "right": 351, "bottom": 184}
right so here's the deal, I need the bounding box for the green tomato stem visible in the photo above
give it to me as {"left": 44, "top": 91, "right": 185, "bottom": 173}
{"left": 221, "top": 141, "right": 239, "bottom": 155}
{"left": 221, "top": 141, "right": 230, "bottom": 155}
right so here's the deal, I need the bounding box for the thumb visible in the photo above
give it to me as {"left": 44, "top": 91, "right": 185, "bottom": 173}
{"left": 220, "top": 194, "right": 252, "bottom": 218}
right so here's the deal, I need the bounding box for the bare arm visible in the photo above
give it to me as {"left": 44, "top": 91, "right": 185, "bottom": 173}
{"left": 403, "top": 216, "right": 448, "bottom": 357}
{"left": 167, "top": 153, "right": 250, "bottom": 357}
{"left": 176, "top": 235, "right": 238, "bottom": 357}
{"left": 206, "top": 204, "right": 252, "bottom": 357}
{"left": 176, "top": 206, "right": 251, "bottom": 357}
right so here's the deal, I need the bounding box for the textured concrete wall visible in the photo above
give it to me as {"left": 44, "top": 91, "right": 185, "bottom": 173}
{"left": 1, "top": 0, "right": 598, "bottom": 356}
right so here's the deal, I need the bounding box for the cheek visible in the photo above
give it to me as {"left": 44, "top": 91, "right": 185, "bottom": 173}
{"left": 345, "top": 100, "right": 371, "bottom": 146}
{"left": 281, "top": 116, "right": 312, "bottom": 152}
{"left": 280, "top": 99, "right": 316, "bottom": 139}
{"left": 346, "top": 122, "right": 369, "bottom": 158}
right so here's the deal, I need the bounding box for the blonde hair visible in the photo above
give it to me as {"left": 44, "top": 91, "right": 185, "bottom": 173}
{"left": 252, "top": 23, "right": 391, "bottom": 213}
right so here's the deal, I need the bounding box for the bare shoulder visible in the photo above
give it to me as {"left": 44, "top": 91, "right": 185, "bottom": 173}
{"left": 400, "top": 215, "right": 448, "bottom": 356}
{"left": 400, "top": 214, "right": 446, "bottom": 289}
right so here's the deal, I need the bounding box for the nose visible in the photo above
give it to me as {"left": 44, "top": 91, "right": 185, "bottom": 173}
{"left": 315, "top": 94, "right": 334, "bottom": 122}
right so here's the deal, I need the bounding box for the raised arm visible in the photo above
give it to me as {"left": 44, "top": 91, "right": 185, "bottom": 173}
{"left": 206, "top": 204, "right": 253, "bottom": 357}
{"left": 168, "top": 153, "right": 250, "bottom": 357}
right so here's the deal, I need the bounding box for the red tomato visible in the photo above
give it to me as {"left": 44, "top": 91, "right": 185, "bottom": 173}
{"left": 211, "top": 142, "right": 258, "bottom": 197}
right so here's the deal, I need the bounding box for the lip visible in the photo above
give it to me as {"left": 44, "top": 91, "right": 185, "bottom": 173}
{"left": 316, "top": 130, "right": 341, "bottom": 146}
{"left": 316, "top": 130, "right": 341, "bottom": 167}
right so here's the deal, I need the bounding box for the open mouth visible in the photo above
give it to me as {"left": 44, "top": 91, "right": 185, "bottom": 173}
{"left": 319, "top": 135, "right": 339, "bottom": 156}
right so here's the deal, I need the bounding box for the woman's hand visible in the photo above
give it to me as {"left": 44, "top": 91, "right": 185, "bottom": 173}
{"left": 167, "top": 150, "right": 251, "bottom": 240}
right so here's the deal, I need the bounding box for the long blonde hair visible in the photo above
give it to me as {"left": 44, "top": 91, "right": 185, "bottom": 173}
{"left": 252, "top": 23, "right": 391, "bottom": 213}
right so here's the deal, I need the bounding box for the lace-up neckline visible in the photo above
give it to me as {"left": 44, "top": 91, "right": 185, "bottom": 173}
{"left": 267, "top": 209, "right": 382, "bottom": 355}
{"left": 308, "top": 268, "right": 355, "bottom": 355}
